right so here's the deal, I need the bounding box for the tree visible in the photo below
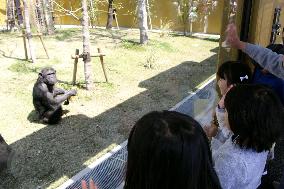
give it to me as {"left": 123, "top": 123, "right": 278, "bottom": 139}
{"left": 195, "top": 0, "right": 218, "bottom": 33}
{"left": 146, "top": 0, "right": 152, "bottom": 30}
{"left": 106, "top": 0, "right": 114, "bottom": 29}
{"left": 6, "top": 0, "right": 16, "bottom": 31}
{"left": 82, "top": 0, "right": 92, "bottom": 90}
{"left": 176, "top": 0, "right": 190, "bottom": 35}
{"left": 42, "top": 0, "right": 55, "bottom": 34}
{"left": 175, "top": 0, "right": 218, "bottom": 35}
{"left": 23, "top": 0, "right": 36, "bottom": 63}
{"left": 138, "top": 0, "right": 148, "bottom": 44}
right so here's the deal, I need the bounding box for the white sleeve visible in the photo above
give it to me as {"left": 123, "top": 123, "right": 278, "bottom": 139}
{"left": 214, "top": 152, "right": 247, "bottom": 189}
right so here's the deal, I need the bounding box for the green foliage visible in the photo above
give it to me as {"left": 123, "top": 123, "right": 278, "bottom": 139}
{"left": 121, "top": 39, "right": 146, "bottom": 51}
{"left": 54, "top": 29, "right": 79, "bottom": 41}
{"left": 121, "top": 39, "right": 177, "bottom": 52}
{"left": 8, "top": 60, "right": 38, "bottom": 73}
{"left": 149, "top": 40, "right": 177, "bottom": 52}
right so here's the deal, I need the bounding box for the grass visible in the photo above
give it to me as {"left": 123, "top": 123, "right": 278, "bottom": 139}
{"left": 0, "top": 28, "right": 219, "bottom": 189}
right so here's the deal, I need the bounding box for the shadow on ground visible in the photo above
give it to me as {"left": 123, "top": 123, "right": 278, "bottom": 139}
{"left": 0, "top": 47, "right": 218, "bottom": 189}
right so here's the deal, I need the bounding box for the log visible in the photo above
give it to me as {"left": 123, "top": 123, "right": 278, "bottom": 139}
{"left": 72, "top": 49, "right": 80, "bottom": 85}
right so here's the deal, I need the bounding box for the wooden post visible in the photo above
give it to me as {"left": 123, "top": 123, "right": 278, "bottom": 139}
{"left": 22, "top": 30, "right": 28, "bottom": 60}
{"left": 97, "top": 48, "right": 108, "bottom": 82}
{"left": 39, "top": 35, "right": 49, "bottom": 58}
{"left": 72, "top": 49, "right": 79, "bottom": 85}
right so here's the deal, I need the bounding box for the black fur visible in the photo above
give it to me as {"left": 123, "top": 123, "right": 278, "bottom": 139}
{"left": 32, "top": 67, "right": 76, "bottom": 124}
{"left": 0, "top": 134, "right": 11, "bottom": 172}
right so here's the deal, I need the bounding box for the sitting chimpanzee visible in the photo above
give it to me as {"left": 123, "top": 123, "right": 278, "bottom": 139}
{"left": 33, "top": 67, "right": 77, "bottom": 124}
{"left": 0, "top": 134, "right": 12, "bottom": 172}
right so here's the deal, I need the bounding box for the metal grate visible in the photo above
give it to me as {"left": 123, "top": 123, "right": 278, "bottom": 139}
{"left": 59, "top": 77, "right": 216, "bottom": 189}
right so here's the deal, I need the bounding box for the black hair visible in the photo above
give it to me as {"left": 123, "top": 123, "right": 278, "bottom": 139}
{"left": 224, "top": 84, "right": 283, "bottom": 152}
{"left": 124, "top": 111, "right": 222, "bottom": 189}
{"left": 217, "top": 61, "right": 252, "bottom": 86}
{"left": 266, "top": 44, "right": 284, "bottom": 54}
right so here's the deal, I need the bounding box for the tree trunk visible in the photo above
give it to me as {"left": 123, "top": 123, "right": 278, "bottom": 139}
{"left": 28, "top": 0, "right": 38, "bottom": 32}
{"left": 146, "top": 0, "right": 152, "bottom": 30}
{"left": 14, "top": 0, "right": 23, "bottom": 26}
{"left": 106, "top": 0, "right": 114, "bottom": 29}
{"left": 35, "top": 0, "right": 46, "bottom": 33}
{"left": 23, "top": 0, "right": 36, "bottom": 63}
{"left": 89, "top": 0, "right": 96, "bottom": 28}
{"left": 42, "top": 0, "right": 54, "bottom": 35}
{"left": 138, "top": 0, "right": 148, "bottom": 44}
{"left": 82, "top": 0, "right": 92, "bottom": 90}
{"left": 188, "top": 0, "right": 193, "bottom": 35}
{"left": 203, "top": 14, "right": 208, "bottom": 33}
{"left": 6, "top": 0, "right": 16, "bottom": 31}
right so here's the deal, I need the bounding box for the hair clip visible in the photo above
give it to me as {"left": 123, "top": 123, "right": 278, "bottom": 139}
{"left": 240, "top": 75, "right": 248, "bottom": 82}
{"left": 232, "top": 134, "right": 240, "bottom": 144}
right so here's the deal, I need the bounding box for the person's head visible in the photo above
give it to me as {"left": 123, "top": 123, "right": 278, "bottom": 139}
{"left": 217, "top": 61, "right": 252, "bottom": 95}
{"left": 124, "top": 111, "right": 221, "bottom": 189}
{"left": 266, "top": 44, "right": 284, "bottom": 55}
{"left": 224, "top": 84, "right": 283, "bottom": 152}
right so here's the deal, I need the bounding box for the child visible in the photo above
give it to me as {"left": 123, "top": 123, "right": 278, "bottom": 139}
{"left": 124, "top": 110, "right": 222, "bottom": 189}
{"left": 205, "top": 61, "right": 252, "bottom": 148}
{"left": 212, "top": 84, "right": 283, "bottom": 189}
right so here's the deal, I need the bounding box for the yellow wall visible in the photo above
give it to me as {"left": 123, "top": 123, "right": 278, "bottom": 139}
{"left": 0, "top": 0, "right": 6, "bottom": 25}
{"left": 53, "top": 0, "right": 224, "bottom": 34}
{"left": 0, "top": 0, "right": 223, "bottom": 34}
{"left": 249, "top": 0, "right": 284, "bottom": 46}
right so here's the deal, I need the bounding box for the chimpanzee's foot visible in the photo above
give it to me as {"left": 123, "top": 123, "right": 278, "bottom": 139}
{"left": 62, "top": 109, "right": 70, "bottom": 115}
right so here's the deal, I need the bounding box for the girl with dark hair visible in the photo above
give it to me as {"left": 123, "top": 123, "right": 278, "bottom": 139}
{"left": 205, "top": 61, "right": 252, "bottom": 148}
{"left": 212, "top": 84, "right": 283, "bottom": 189}
{"left": 124, "top": 110, "right": 222, "bottom": 189}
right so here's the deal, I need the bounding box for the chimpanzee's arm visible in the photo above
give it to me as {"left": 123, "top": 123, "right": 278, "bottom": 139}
{"left": 53, "top": 88, "right": 66, "bottom": 95}
{"left": 39, "top": 84, "right": 72, "bottom": 110}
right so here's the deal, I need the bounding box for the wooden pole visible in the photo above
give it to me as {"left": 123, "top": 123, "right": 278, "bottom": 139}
{"left": 22, "top": 30, "right": 28, "bottom": 60}
{"left": 39, "top": 35, "right": 49, "bottom": 58}
{"left": 97, "top": 48, "right": 108, "bottom": 82}
{"left": 72, "top": 49, "right": 80, "bottom": 85}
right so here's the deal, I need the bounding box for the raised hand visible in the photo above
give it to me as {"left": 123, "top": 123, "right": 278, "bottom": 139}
{"left": 81, "top": 179, "right": 97, "bottom": 189}
{"left": 225, "top": 23, "right": 245, "bottom": 50}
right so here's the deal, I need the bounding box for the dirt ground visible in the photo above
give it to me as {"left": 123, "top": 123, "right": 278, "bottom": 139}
{"left": 0, "top": 28, "right": 219, "bottom": 188}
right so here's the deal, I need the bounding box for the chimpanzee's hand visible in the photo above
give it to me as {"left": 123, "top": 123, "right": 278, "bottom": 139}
{"left": 67, "top": 89, "right": 77, "bottom": 96}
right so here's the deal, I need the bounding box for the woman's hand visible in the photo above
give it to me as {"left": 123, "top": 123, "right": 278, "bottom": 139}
{"left": 225, "top": 23, "right": 246, "bottom": 50}
{"left": 81, "top": 179, "right": 97, "bottom": 189}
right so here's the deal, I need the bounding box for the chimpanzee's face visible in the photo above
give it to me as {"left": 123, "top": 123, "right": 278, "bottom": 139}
{"left": 40, "top": 68, "right": 57, "bottom": 86}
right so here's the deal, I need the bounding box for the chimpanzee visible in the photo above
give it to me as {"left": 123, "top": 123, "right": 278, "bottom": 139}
{"left": 33, "top": 67, "right": 77, "bottom": 124}
{"left": 0, "top": 134, "right": 12, "bottom": 172}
